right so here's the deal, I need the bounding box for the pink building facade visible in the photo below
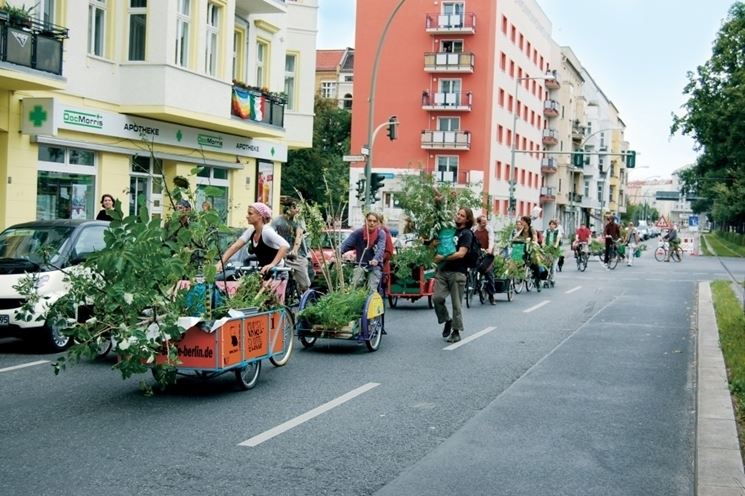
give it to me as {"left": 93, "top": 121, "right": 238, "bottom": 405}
{"left": 350, "top": 0, "right": 558, "bottom": 229}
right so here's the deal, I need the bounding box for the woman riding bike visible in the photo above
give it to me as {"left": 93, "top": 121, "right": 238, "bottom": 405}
{"left": 339, "top": 212, "right": 386, "bottom": 292}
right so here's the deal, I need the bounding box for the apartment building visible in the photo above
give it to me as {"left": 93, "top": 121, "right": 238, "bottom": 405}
{"left": 350, "top": 0, "right": 559, "bottom": 229}
{"left": 0, "top": 0, "right": 317, "bottom": 229}
{"left": 315, "top": 47, "right": 354, "bottom": 109}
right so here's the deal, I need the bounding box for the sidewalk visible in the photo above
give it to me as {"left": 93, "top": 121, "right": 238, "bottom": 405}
{"left": 696, "top": 281, "right": 745, "bottom": 495}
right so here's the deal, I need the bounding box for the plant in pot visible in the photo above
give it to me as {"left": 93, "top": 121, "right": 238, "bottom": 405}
{"left": 390, "top": 240, "right": 435, "bottom": 287}
{"left": 1, "top": 3, "right": 36, "bottom": 29}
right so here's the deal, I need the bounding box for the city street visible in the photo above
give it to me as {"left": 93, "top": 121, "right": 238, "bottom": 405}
{"left": 1, "top": 250, "right": 744, "bottom": 496}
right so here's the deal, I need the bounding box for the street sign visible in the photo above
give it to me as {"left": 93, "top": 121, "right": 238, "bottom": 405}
{"left": 343, "top": 155, "right": 366, "bottom": 162}
{"left": 376, "top": 172, "right": 395, "bottom": 179}
{"left": 655, "top": 216, "right": 670, "bottom": 228}
{"left": 688, "top": 215, "right": 699, "bottom": 232}
{"left": 655, "top": 191, "right": 680, "bottom": 201}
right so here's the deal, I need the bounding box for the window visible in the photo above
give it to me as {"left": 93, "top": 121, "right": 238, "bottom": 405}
{"left": 88, "top": 0, "right": 106, "bottom": 57}
{"left": 129, "top": 156, "right": 163, "bottom": 219}
{"left": 320, "top": 81, "right": 336, "bottom": 99}
{"left": 37, "top": 0, "right": 55, "bottom": 26}
{"left": 256, "top": 39, "right": 268, "bottom": 87}
{"left": 128, "top": 0, "right": 147, "bottom": 61}
{"left": 439, "top": 79, "right": 461, "bottom": 106}
{"left": 37, "top": 145, "right": 97, "bottom": 221}
{"left": 205, "top": 2, "right": 220, "bottom": 76}
{"left": 597, "top": 182, "right": 604, "bottom": 202}
{"left": 441, "top": 40, "right": 463, "bottom": 53}
{"left": 175, "top": 0, "right": 191, "bottom": 67}
{"left": 436, "top": 156, "right": 458, "bottom": 183}
{"left": 342, "top": 93, "right": 353, "bottom": 110}
{"left": 284, "top": 53, "right": 297, "bottom": 110}
{"left": 584, "top": 180, "right": 590, "bottom": 197}
{"left": 195, "top": 166, "right": 229, "bottom": 222}
{"left": 233, "top": 28, "right": 245, "bottom": 81}
{"left": 437, "top": 117, "right": 460, "bottom": 131}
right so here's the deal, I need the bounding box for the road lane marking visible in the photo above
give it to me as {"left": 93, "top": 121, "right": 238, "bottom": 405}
{"left": 443, "top": 326, "right": 496, "bottom": 351}
{"left": 239, "top": 382, "right": 380, "bottom": 447}
{"left": 523, "top": 301, "right": 550, "bottom": 313}
{"left": 0, "top": 360, "right": 49, "bottom": 373}
{"left": 564, "top": 286, "right": 582, "bottom": 294}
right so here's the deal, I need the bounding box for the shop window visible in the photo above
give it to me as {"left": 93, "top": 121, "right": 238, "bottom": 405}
{"left": 37, "top": 145, "right": 98, "bottom": 221}
{"left": 129, "top": 156, "right": 163, "bottom": 219}
{"left": 195, "top": 166, "right": 230, "bottom": 222}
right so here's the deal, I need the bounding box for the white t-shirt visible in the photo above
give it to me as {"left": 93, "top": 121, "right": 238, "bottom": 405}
{"left": 239, "top": 225, "right": 290, "bottom": 251}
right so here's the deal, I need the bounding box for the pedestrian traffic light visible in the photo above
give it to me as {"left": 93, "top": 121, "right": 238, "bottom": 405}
{"left": 386, "top": 116, "right": 398, "bottom": 141}
{"left": 572, "top": 152, "right": 584, "bottom": 167}
{"left": 508, "top": 197, "right": 516, "bottom": 210}
{"left": 370, "top": 173, "right": 386, "bottom": 201}
{"left": 355, "top": 178, "right": 366, "bottom": 201}
{"left": 626, "top": 150, "right": 636, "bottom": 168}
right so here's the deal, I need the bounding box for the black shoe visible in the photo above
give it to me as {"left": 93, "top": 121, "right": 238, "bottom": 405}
{"left": 441, "top": 320, "right": 452, "bottom": 338}
{"left": 447, "top": 330, "right": 461, "bottom": 343}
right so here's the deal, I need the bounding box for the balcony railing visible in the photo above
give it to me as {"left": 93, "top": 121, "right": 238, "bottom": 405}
{"left": 421, "top": 130, "right": 471, "bottom": 150}
{"left": 568, "top": 192, "right": 583, "bottom": 203}
{"left": 543, "top": 100, "right": 559, "bottom": 117}
{"left": 421, "top": 91, "right": 472, "bottom": 111}
{"left": 541, "top": 157, "right": 557, "bottom": 174}
{"left": 425, "top": 12, "right": 476, "bottom": 34}
{"left": 231, "top": 84, "right": 285, "bottom": 128}
{"left": 545, "top": 70, "right": 560, "bottom": 90}
{"left": 540, "top": 187, "right": 556, "bottom": 202}
{"left": 0, "top": 13, "right": 68, "bottom": 75}
{"left": 423, "top": 52, "right": 474, "bottom": 73}
{"left": 572, "top": 121, "right": 586, "bottom": 142}
{"left": 542, "top": 128, "right": 558, "bottom": 145}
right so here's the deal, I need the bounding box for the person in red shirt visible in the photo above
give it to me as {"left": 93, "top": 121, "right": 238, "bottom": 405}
{"left": 603, "top": 215, "right": 621, "bottom": 266}
{"left": 573, "top": 222, "right": 591, "bottom": 257}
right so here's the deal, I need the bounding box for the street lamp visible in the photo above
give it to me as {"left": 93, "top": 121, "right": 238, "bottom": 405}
{"left": 509, "top": 71, "right": 556, "bottom": 220}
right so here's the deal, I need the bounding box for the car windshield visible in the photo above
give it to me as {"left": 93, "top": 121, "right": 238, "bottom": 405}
{"left": 319, "top": 231, "right": 351, "bottom": 248}
{"left": 0, "top": 225, "right": 74, "bottom": 265}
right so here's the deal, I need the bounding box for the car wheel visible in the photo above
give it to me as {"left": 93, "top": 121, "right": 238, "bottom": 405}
{"left": 42, "top": 317, "right": 72, "bottom": 353}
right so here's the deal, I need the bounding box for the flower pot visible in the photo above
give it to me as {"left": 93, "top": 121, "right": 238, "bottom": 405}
{"left": 436, "top": 228, "right": 457, "bottom": 257}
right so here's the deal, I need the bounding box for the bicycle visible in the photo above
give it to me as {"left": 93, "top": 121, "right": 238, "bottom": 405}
{"left": 600, "top": 238, "right": 622, "bottom": 270}
{"left": 465, "top": 268, "right": 483, "bottom": 308}
{"left": 654, "top": 240, "right": 683, "bottom": 262}
{"left": 575, "top": 242, "right": 589, "bottom": 272}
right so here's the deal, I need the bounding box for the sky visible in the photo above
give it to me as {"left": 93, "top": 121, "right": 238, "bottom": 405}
{"left": 315, "top": 0, "right": 737, "bottom": 180}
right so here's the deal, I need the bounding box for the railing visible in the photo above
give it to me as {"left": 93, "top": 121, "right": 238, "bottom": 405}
{"left": 0, "top": 13, "right": 68, "bottom": 75}
{"left": 542, "top": 128, "right": 558, "bottom": 144}
{"left": 543, "top": 100, "right": 559, "bottom": 116}
{"left": 420, "top": 130, "right": 471, "bottom": 150}
{"left": 423, "top": 52, "right": 474, "bottom": 72}
{"left": 545, "top": 70, "right": 560, "bottom": 89}
{"left": 424, "top": 12, "right": 476, "bottom": 33}
{"left": 540, "top": 187, "right": 556, "bottom": 202}
{"left": 435, "top": 170, "right": 457, "bottom": 184}
{"left": 421, "top": 91, "right": 472, "bottom": 111}
{"left": 541, "top": 157, "right": 557, "bottom": 173}
{"left": 231, "top": 85, "right": 285, "bottom": 128}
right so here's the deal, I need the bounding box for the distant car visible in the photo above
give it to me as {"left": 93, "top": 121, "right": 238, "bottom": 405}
{"left": 0, "top": 220, "right": 109, "bottom": 352}
{"left": 309, "top": 229, "right": 354, "bottom": 273}
{"left": 636, "top": 227, "right": 649, "bottom": 240}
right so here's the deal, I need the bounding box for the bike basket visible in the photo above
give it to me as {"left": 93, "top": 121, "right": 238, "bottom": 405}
{"left": 617, "top": 245, "right": 626, "bottom": 257}
{"left": 511, "top": 243, "right": 525, "bottom": 261}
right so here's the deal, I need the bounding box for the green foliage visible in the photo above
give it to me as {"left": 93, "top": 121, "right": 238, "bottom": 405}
{"left": 395, "top": 170, "right": 482, "bottom": 240}
{"left": 391, "top": 242, "right": 435, "bottom": 281}
{"left": 1, "top": 2, "right": 37, "bottom": 23}
{"left": 671, "top": 3, "right": 745, "bottom": 229}
{"left": 710, "top": 281, "right": 745, "bottom": 426}
{"left": 213, "top": 272, "right": 278, "bottom": 316}
{"left": 282, "top": 98, "right": 351, "bottom": 211}
{"left": 298, "top": 288, "right": 368, "bottom": 330}
{"left": 590, "top": 239, "right": 604, "bottom": 256}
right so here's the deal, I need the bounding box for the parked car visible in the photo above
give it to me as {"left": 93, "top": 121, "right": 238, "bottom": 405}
{"left": 0, "top": 220, "right": 109, "bottom": 352}
{"left": 309, "top": 228, "right": 354, "bottom": 273}
{"left": 636, "top": 227, "right": 649, "bottom": 240}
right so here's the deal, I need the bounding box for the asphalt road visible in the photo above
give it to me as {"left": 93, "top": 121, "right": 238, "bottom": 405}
{"left": 1, "top": 248, "right": 743, "bottom": 496}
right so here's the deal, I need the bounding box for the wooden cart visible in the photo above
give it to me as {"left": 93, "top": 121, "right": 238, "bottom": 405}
{"left": 385, "top": 266, "right": 436, "bottom": 308}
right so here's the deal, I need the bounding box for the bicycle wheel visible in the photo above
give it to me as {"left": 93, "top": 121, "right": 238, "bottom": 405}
{"left": 465, "top": 271, "right": 474, "bottom": 308}
{"left": 524, "top": 266, "right": 535, "bottom": 292}
{"left": 608, "top": 250, "right": 619, "bottom": 270}
{"left": 269, "top": 308, "right": 295, "bottom": 367}
{"left": 512, "top": 275, "right": 523, "bottom": 294}
{"left": 235, "top": 360, "right": 261, "bottom": 390}
{"left": 654, "top": 247, "right": 666, "bottom": 262}
{"left": 477, "top": 275, "right": 486, "bottom": 304}
{"left": 284, "top": 278, "right": 299, "bottom": 308}
{"left": 671, "top": 248, "right": 682, "bottom": 262}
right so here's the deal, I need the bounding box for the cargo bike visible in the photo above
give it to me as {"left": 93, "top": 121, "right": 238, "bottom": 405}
{"left": 151, "top": 267, "right": 295, "bottom": 390}
{"left": 385, "top": 265, "right": 436, "bottom": 308}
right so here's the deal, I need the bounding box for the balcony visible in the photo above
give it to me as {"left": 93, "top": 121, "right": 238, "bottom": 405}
{"left": 421, "top": 91, "right": 472, "bottom": 111}
{"left": 423, "top": 52, "right": 474, "bottom": 73}
{"left": 421, "top": 130, "right": 471, "bottom": 150}
{"left": 235, "top": 0, "right": 287, "bottom": 14}
{"left": 0, "top": 12, "right": 68, "bottom": 79}
{"left": 545, "top": 70, "right": 560, "bottom": 90}
{"left": 543, "top": 100, "right": 559, "bottom": 118}
{"left": 540, "top": 187, "right": 556, "bottom": 203}
{"left": 435, "top": 170, "right": 457, "bottom": 184}
{"left": 541, "top": 157, "right": 557, "bottom": 174}
{"left": 231, "top": 84, "right": 285, "bottom": 128}
{"left": 425, "top": 12, "right": 476, "bottom": 34}
{"left": 571, "top": 121, "right": 586, "bottom": 142}
{"left": 542, "top": 128, "right": 558, "bottom": 146}
{"left": 568, "top": 192, "right": 583, "bottom": 203}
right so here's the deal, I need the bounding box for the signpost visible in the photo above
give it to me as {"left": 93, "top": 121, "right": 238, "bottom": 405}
{"left": 343, "top": 155, "right": 366, "bottom": 162}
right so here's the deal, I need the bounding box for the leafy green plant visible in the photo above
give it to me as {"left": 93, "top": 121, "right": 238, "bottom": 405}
{"left": 391, "top": 242, "right": 435, "bottom": 281}
{"left": 1, "top": 2, "right": 37, "bottom": 25}
{"left": 298, "top": 288, "right": 368, "bottom": 330}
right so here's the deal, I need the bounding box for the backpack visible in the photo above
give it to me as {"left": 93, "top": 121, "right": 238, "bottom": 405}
{"left": 465, "top": 231, "right": 482, "bottom": 268}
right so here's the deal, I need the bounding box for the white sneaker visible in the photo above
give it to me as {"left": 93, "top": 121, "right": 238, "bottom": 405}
{"left": 627, "top": 262, "right": 631, "bottom": 266}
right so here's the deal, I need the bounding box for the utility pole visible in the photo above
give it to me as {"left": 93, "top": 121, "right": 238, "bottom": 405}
{"left": 364, "top": 0, "right": 407, "bottom": 211}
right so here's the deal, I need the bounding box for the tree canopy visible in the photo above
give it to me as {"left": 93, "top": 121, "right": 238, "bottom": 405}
{"left": 672, "top": 2, "right": 745, "bottom": 230}
{"left": 281, "top": 98, "right": 351, "bottom": 210}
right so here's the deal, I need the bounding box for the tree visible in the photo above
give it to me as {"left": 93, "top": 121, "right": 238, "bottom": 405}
{"left": 282, "top": 98, "right": 351, "bottom": 212}
{"left": 671, "top": 2, "right": 745, "bottom": 231}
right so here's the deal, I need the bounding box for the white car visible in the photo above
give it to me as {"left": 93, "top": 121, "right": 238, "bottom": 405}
{"left": 0, "top": 220, "right": 109, "bottom": 352}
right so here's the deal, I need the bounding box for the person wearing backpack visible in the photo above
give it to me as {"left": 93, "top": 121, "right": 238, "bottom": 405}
{"left": 473, "top": 215, "right": 496, "bottom": 305}
{"left": 432, "top": 207, "right": 475, "bottom": 343}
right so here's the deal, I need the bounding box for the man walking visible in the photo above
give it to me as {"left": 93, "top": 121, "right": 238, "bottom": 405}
{"left": 603, "top": 214, "right": 621, "bottom": 268}
{"left": 473, "top": 215, "right": 496, "bottom": 305}
{"left": 433, "top": 207, "right": 474, "bottom": 343}
{"left": 271, "top": 199, "right": 311, "bottom": 295}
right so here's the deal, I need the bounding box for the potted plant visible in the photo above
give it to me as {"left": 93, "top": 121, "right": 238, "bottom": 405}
{"left": 1, "top": 3, "right": 36, "bottom": 29}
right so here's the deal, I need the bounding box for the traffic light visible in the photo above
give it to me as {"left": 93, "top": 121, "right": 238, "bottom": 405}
{"left": 370, "top": 173, "right": 386, "bottom": 201}
{"left": 508, "top": 197, "right": 516, "bottom": 210}
{"left": 355, "top": 178, "right": 366, "bottom": 201}
{"left": 386, "top": 115, "right": 398, "bottom": 141}
{"left": 626, "top": 150, "right": 636, "bottom": 168}
{"left": 572, "top": 152, "right": 584, "bottom": 167}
